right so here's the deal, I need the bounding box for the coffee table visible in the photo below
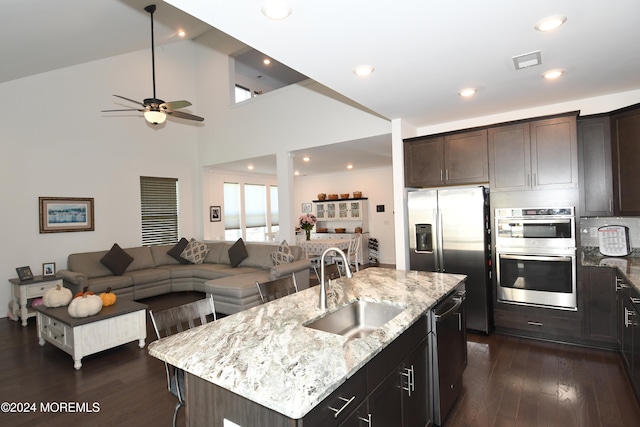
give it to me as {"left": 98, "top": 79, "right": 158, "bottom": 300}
{"left": 34, "top": 300, "right": 147, "bottom": 370}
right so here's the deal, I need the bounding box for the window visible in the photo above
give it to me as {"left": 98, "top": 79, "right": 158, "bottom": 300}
{"left": 223, "top": 182, "right": 279, "bottom": 242}
{"left": 140, "top": 176, "right": 179, "bottom": 246}
{"left": 224, "top": 182, "right": 241, "bottom": 241}
{"left": 234, "top": 84, "right": 252, "bottom": 103}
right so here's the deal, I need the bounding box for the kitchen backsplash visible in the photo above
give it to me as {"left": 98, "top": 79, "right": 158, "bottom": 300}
{"left": 579, "top": 217, "right": 640, "bottom": 248}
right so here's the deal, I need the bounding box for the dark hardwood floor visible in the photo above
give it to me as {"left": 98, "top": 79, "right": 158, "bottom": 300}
{"left": 1, "top": 289, "right": 639, "bottom": 426}
{"left": 447, "top": 333, "right": 640, "bottom": 427}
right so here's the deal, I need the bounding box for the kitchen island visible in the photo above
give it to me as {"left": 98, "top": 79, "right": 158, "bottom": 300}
{"left": 148, "top": 267, "right": 466, "bottom": 426}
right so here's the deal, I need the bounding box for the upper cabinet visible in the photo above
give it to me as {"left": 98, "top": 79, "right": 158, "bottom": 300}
{"left": 611, "top": 105, "right": 640, "bottom": 216}
{"left": 578, "top": 115, "right": 613, "bottom": 216}
{"left": 314, "top": 199, "right": 369, "bottom": 232}
{"left": 488, "top": 114, "right": 578, "bottom": 192}
{"left": 404, "top": 129, "right": 488, "bottom": 188}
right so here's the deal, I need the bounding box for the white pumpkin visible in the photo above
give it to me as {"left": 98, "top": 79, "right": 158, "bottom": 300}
{"left": 42, "top": 284, "right": 73, "bottom": 307}
{"left": 67, "top": 294, "right": 103, "bottom": 318}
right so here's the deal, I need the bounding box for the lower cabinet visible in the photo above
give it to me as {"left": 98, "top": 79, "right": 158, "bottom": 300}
{"left": 583, "top": 266, "right": 617, "bottom": 347}
{"left": 619, "top": 282, "right": 640, "bottom": 399}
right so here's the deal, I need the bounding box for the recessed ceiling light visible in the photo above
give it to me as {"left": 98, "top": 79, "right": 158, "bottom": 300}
{"left": 261, "top": 1, "right": 292, "bottom": 20}
{"left": 535, "top": 15, "right": 567, "bottom": 32}
{"left": 353, "top": 65, "right": 375, "bottom": 77}
{"left": 458, "top": 88, "right": 477, "bottom": 97}
{"left": 247, "top": 165, "right": 254, "bottom": 170}
{"left": 542, "top": 69, "right": 564, "bottom": 79}
{"left": 347, "top": 164, "right": 354, "bottom": 169}
{"left": 177, "top": 30, "right": 186, "bottom": 37}
{"left": 294, "top": 171, "right": 300, "bottom": 176}
{"left": 303, "top": 156, "right": 310, "bottom": 162}
{"left": 263, "top": 58, "right": 271, "bottom": 65}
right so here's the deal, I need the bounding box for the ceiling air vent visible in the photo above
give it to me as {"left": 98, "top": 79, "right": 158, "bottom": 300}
{"left": 512, "top": 51, "right": 542, "bottom": 70}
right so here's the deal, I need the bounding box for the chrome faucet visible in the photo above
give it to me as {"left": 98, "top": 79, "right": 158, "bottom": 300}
{"left": 319, "top": 247, "right": 353, "bottom": 310}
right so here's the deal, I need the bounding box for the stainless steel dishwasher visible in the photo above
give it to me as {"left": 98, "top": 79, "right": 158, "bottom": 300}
{"left": 431, "top": 286, "right": 467, "bottom": 426}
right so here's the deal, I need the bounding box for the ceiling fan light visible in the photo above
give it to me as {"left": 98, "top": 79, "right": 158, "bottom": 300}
{"left": 144, "top": 110, "right": 166, "bottom": 125}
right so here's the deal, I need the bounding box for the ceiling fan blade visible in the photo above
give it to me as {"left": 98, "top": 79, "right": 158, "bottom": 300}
{"left": 162, "top": 100, "right": 192, "bottom": 110}
{"left": 113, "top": 94, "right": 146, "bottom": 108}
{"left": 165, "top": 110, "right": 205, "bottom": 122}
{"left": 101, "top": 108, "right": 145, "bottom": 112}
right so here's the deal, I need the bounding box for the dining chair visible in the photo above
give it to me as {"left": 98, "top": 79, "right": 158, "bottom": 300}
{"left": 149, "top": 296, "right": 217, "bottom": 427}
{"left": 256, "top": 274, "right": 299, "bottom": 303}
{"left": 336, "top": 234, "right": 361, "bottom": 274}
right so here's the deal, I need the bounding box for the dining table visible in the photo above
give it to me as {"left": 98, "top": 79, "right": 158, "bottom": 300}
{"left": 299, "top": 237, "right": 351, "bottom": 256}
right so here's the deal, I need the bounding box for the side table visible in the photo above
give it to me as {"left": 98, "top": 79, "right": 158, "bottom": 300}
{"left": 34, "top": 300, "right": 147, "bottom": 370}
{"left": 9, "top": 275, "right": 63, "bottom": 326}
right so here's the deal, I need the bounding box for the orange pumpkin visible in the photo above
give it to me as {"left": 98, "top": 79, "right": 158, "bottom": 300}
{"left": 99, "top": 288, "right": 117, "bottom": 307}
{"left": 74, "top": 286, "right": 94, "bottom": 298}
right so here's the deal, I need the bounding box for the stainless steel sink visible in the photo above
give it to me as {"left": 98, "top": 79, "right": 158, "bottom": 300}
{"left": 304, "top": 300, "right": 405, "bottom": 340}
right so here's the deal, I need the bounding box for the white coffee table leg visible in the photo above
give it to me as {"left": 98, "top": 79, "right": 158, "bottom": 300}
{"left": 74, "top": 358, "right": 82, "bottom": 370}
{"left": 138, "top": 338, "right": 146, "bottom": 348}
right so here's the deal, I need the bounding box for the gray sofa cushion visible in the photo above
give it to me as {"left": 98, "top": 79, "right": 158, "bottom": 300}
{"left": 150, "top": 244, "right": 181, "bottom": 266}
{"left": 69, "top": 250, "right": 113, "bottom": 279}
{"left": 124, "top": 246, "right": 155, "bottom": 271}
{"left": 86, "top": 275, "right": 133, "bottom": 293}
{"left": 123, "top": 268, "right": 171, "bottom": 285}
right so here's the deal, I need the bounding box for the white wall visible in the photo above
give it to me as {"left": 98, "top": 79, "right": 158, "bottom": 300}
{"left": 293, "top": 167, "right": 396, "bottom": 265}
{"left": 0, "top": 42, "right": 200, "bottom": 318}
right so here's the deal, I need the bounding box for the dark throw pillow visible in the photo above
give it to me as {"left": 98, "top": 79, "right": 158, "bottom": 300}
{"left": 100, "top": 243, "right": 134, "bottom": 276}
{"left": 228, "top": 238, "right": 248, "bottom": 268}
{"left": 167, "top": 237, "right": 191, "bottom": 264}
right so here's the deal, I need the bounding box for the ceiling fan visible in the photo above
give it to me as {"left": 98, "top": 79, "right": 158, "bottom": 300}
{"left": 101, "top": 4, "right": 204, "bottom": 125}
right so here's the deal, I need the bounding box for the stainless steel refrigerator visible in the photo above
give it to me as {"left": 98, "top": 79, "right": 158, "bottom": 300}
{"left": 408, "top": 186, "right": 492, "bottom": 333}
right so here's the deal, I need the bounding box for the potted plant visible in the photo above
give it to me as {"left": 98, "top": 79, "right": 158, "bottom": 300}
{"left": 299, "top": 214, "right": 317, "bottom": 240}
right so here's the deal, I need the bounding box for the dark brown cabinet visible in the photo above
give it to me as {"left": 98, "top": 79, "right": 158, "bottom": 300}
{"left": 611, "top": 105, "right": 640, "bottom": 216}
{"left": 619, "top": 281, "right": 640, "bottom": 399}
{"left": 404, "top": 129, "right": 488, "bottom": 188}
{"left": 578, "top": 115, "right": 613, "bottom": 216}
{"left": 488, "top": 114, "right": 578, "bottom": 192}
{"left": 583, "top": 266, "right": 617, "bottom": 346}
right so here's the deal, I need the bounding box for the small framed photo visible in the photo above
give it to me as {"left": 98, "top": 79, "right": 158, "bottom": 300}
{"left": 16, "top": 266, "right": 34, "bottom": 281}
{"left": 210, "top": 206, "right": 221, "bottom": 222}
{"left": 39, "top": 197, "right": 95, "bottom": 233}
{"left": 43, "top": 262, "right": 56, "bottom": 277}
{"left": 302, "top": 203, "right": 312, "bottom": 213}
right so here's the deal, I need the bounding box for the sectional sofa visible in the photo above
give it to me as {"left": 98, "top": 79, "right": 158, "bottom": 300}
{"left": 57, "top": 240, "right": 311, "bottom": 315}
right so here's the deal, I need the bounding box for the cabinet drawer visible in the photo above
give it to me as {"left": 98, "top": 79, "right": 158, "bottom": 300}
{"left": 303, "top": 367, "right": 367, "bottom": 427}
{"left": 494, "top": 308, "right": 582, "bottom": 338}
{"left": 26, "top": 280, "right": 61, "bottom": 297}
{"left": 42, "top": 317, "right": 74, "bottom": 349}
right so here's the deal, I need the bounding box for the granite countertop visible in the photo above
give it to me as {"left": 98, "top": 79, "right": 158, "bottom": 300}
{"left": 148, "top": 267, "right": 465, "bottom": 419}
{"left": 581, "top": 247, "right": 640, "bottom": 293}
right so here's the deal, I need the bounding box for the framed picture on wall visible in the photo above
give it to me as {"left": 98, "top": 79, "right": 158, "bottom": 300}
{"left": 210, "top": 206, "right": 221, "bottom": 222}
{"left": 302, "top": 203, "right": 312, "bottom": 213}
{"left": 39, "top": 197, "right": 94, "bottom": 233}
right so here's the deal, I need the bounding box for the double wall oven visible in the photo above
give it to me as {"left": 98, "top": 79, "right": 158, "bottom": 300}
{"left": 494, "top": 207, "right": 577, "bottom": 311}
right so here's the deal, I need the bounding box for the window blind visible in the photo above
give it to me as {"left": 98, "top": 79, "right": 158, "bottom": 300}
{"left": 244, "top": 184, "right": 267, "bottom": 228}
{"left": 224, "top": 182, "right": 241, "bottom": 229}
{"left": 140, "top": 176, "right": 178, "bottom": 246}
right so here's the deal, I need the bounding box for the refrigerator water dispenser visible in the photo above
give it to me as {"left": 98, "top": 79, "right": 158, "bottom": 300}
{"left": 416, "top": 223, "right": 433, "bottom": 252}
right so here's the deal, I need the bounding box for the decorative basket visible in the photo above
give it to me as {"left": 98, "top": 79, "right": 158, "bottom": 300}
{"left": 353, "top": 191, "right": 363, "bottom": 198}
{"left": 340, "top": 193, "right": 350, "bottom": 199}
{"left": 317, "top": 227, "right": 328, "bottom": 233}
{"left": 317, "top": 193, "right": 326, "bottom": 200}
{"left": 328, "top": 194, "right": 339, "bottom": 200}
{"left": 335, "top": 228, "right": 346, "bottom": 233}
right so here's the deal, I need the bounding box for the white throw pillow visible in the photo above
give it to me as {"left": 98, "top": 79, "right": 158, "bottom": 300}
{"left": 180, "top": 238, "right": 210, "bottom": 265}
{"left": 271, "top": 240, "right": 295, "bottom": 265}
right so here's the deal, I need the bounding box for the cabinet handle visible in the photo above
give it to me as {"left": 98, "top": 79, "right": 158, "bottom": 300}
{"left": 609, "top": 198, "right": 613, "bottom": 214}
{"left": 440, "top": 170, "right": 444, "bottom": 182}
{"left": 527, "top": 321, "right": 544, "bottom": 327}
{"left": 533, "top": 173, "right": 537, "bottom": 186}
{"left": 401, "top": 365, "right": 415, "bottom": 396}
{"left": 358, "top": 413, "right": 372, "bottom": 425}
{"left": 329, "top": 395, "right": 355, "bottom": 418}
{"left": 625, "top": 307, "right": 634, "bottom": 328}
{"left": 445, "top": 169, "right": 449, "bottom": 182}
{"left": 630, "top": 297, "right": 640, "bottom": 304}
